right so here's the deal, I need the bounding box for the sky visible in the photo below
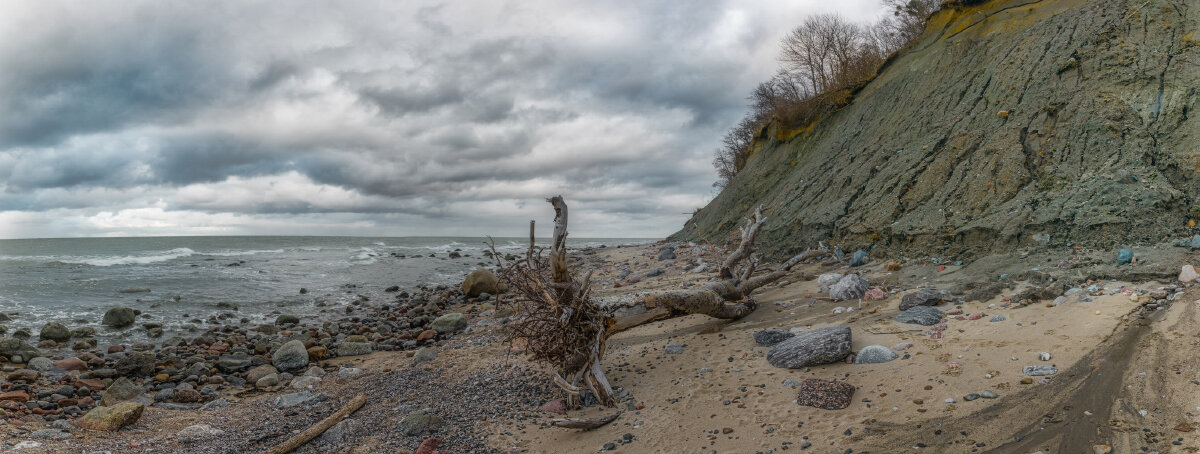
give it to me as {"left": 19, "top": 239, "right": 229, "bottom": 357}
{"left": 0, "top": 0, "right": 886, "bottom": 239}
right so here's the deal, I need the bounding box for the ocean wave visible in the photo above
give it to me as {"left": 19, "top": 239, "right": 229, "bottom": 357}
{"left": 199, "top": 249, "right": 285, "bottom": 257}
{"left": 56, "top": 248, "right": 197, "bottom": 267}
{"left": 350, "top": 247, "right": 378, "bottom": 264}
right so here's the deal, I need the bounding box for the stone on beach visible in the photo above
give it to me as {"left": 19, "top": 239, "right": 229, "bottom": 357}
{"left": 430, "top": 313, "right": 467, "bottom": 333}
{"left": 766, "top": 326, "right": 852, "bottom": 368}
{"left": 753, "top": 329, "right": 794, "bottom": 347}
{"left": 0, "top": 337, "right": 39, "bottom": 363}
{"left": 398, "top": 408, "right": 446, "bottom": 436}
{"left": 1180, "top": 265, "right": 1199, "bottom": 283}
{"left": 1023, "top": 365, "right": 1058, "bottom": 376}
{"left": 895, "top": 306, "right": 945, "bottom": 325}
{"left": 899, "top": 289, "right": 943, "bottom": 310}
{"left": 337, "top": 342, "right": 372, "bottom": 357}
{"left": 461, "top": 269, "right": 502, "bottom": 297}
{"left": 849, "top": 250, "right": 869, "bottom": 267}
{"left": 272, "top": 340, "right": 309, "bottom": 371}
{"left": 829, "top": 274, "right": 869, "bottom": 300}
{"left": 854, "top": 345, "right": 898, "bottom": 364}
{"left": 74, "top": 401, "right": 144, "bottom": 431}
{"left": 818, "top": 273, "right": 844, "bottom": 293}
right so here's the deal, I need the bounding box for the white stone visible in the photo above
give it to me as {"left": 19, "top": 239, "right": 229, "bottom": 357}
{"left": 1039, "top": 352, "right": 1052, "bottom": 361}
{"left": 1181, "top": 265, "right": 1200, "bottom": 283}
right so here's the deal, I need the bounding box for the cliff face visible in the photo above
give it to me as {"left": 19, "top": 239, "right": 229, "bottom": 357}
{"left": 675, "top": 0, "right": 1200, "bottom": 260}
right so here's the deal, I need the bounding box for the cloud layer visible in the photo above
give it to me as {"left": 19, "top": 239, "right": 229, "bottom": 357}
{"left": 0, "top": 0, "right": 883, "bottom": 238}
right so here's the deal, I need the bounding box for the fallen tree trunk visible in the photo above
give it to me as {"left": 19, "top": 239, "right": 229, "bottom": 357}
{"left": 498, "top": 197, "right": 823, "bottom": 411}
{"left": 264, "top": 394, "right": 367, "bottom": 454}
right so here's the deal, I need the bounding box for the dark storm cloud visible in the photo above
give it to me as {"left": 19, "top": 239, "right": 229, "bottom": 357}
{"left": 0, "top": 0, "right": 885, "bottom": 238}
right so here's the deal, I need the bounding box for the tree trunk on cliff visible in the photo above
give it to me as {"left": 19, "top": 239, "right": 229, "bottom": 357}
{"left": 498, "top": 197, "right": 824, "bottom": 410}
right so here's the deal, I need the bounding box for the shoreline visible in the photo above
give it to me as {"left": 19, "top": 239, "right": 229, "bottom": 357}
{"left": 0, "top": 240, "right": 1197, "bottom": 453}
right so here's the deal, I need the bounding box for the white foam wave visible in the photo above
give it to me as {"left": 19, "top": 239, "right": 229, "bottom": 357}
{"left": 200, "top": 249, "right": 285, "bottom": 257}
{"left": 57, "top": 248, "right": 196, "bottom": 267}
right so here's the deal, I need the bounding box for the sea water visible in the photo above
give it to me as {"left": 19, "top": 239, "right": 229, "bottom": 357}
{"left": 0, "top": 236, "right": 650, "bottom": 342}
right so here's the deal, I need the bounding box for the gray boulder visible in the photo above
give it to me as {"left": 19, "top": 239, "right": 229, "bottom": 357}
{"left": 817, "top": 273, "right": 844, "bottom": 292}
{"left": 39, "top": 322, "right": 71, "bottom": 342}
{"left": 766, "top": 326, "right": 852, "bottom": 368}
{"left": 272, "top": 340, "right": 309, "bottom": 371}
{"left": 337, "top": 342, "right": 372, "bottom": 357}
{"left": 102, "top": 307, "right": 136, "bottom": 328}
{"left": 1191, "top": 234, "right": 1200, "bottom": 250}
{"left": 98, "top": 377, "right": 141, "bottom": 406}
{"left": 115, "top": 351, "right": 156, "bottom": 377}
{"left": 899, "top": 289, "right": 943, "bottom": 310}
{"left": 753, "top": 329, "right": 794, "bottom": 347}
{"left": 895, "top": 306, "right": 945, "bottom": 325}
{"left": 849, "top": 250, "right": 869, "bottom": 267}
{"left": 413, "top": 347, "right": 437, "bottom": 364}
{"left": 430, "top": 313, "right": 467, "bottom": 333}
{"left": 829, "top": 274, "right": 868, "bottom": 300}
{"left": 853, "top": 345, "right": 898, "bottom": 364}
{"left": 398, "top": 408, "right": 445, "bottom": 436}
{"left": 461, "top": 269, "right": 502, "bottom": 297}
{"left": 27, "top": 357, "right": 54, "bottom": 371}
{"left": 0, "top": 337, "right": 39, "bottom": 362}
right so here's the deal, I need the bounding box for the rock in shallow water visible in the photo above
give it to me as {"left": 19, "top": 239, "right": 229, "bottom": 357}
{"left": 853, "top": 345, "right": 898, "bottom": 364}
{"left": 766, "top": 326, "right": 851, "bottom": 368}
{"left": 895, "top": 306, "right": 945, "bottom": 325}
{"left": 102, "top": 307, "right": 136, "bottom": 328}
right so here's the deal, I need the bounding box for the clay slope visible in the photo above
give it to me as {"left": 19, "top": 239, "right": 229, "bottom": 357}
{"left": 675, "top": 0, "right": 1200, "bottom": 260}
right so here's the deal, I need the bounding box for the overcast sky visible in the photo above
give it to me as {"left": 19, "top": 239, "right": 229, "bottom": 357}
{"left": 0, "top": 0, "right": 885, "bottom": 239}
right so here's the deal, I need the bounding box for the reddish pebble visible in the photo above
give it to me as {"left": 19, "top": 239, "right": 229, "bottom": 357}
{"left": 108, "top": 345, "right": 125, "bottom": 353}
{"left": 414, "top": 438, "right": 442, "bottom": 454}
{"left": 416, "top": 330, "right": 437, "bottom": 342}
{"left": 937, "top": 265, "right": 945, "bottom": 272}
{"left": 635, "top": 402, "right": 645, "bottom": 410}
{"left": 540, "top": 399, "right": 568, "bottom": 415}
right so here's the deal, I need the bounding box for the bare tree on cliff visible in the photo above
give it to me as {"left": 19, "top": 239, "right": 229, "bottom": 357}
{"left": 495, "top": 197, "right": 825, "bottom": 417}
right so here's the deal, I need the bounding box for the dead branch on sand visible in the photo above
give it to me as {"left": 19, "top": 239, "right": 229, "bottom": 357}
{"left": 265, "top": 394, "right": 367, "bottom": 454}
{"left": 495, "top": 197, "right": 825, "bottom": 409}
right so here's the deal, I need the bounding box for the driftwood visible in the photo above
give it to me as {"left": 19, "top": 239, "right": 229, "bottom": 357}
{"left": 550, "top": 411, "right": 623, "bottom": 430}
{"left": 499, "top": 197, "right": 823, "bottom": 412}
{"left": 264, "top": 394, "right": 367, "bottom": 454}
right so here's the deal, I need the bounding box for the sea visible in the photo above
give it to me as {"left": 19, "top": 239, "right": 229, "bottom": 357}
{"left": 0, "top": 236, "right": 653, "bottom": 342}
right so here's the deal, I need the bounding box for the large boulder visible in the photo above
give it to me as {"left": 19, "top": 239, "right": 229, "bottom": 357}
{"left": 74, "top": 401, "right": 144, "bottom": 431}
{"left": 829, "top": 274, "right": 868, "bottom": 300}
{"left": 817, "top": 273, "right": 844, "bottom": 293}
{"left": 0, "top": 337, "right": 39, "bottom": 363}
{"left": 766, "top": 326, "right": 852, "bottom": 368}
{"left": 272, "top": 340, "right": 309, "bottom": 371}
{"left": 39, "top": 322, "right": 71, "bottom": 342}
{"left": 430, "top": 313, "right": 467, "bottom": 333}
{"left": 895, "top": 306, "right": 945, "bottom": 325}
{"left": 337, "top": 342, "right": 372, "bottom": 357}
{"left": 115, "top": 351, "right": 155, "bottom": 377}
{"left": 461, "top": 269, "right": 501, "bottom": 297}
{"left": 98, "top": 377, "right": 141, "bottom": 407}
{"left": 899, "top": 289, "right": 944, "bottom": 310}
{"left": 102, "top": 307, "right": 136, "bottom": 328}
